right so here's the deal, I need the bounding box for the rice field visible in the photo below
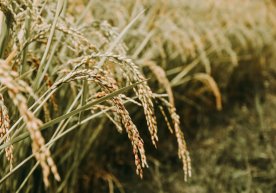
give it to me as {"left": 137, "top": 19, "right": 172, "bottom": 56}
{"left": 0, "top": 0, "right": 275, "bottom": 192}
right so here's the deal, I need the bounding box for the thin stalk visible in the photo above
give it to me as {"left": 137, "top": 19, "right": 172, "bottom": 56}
{"left": 33, "top": 0, "right": 65, "bottom": 90}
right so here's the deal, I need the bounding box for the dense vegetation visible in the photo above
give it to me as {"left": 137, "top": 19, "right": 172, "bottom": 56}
{"left": 0, "top": 0, "right": 275, "bottom": 192}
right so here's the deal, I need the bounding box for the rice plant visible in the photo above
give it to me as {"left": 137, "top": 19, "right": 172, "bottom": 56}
{"left": 0, "top": 0, "right": 275, "bottom": 192}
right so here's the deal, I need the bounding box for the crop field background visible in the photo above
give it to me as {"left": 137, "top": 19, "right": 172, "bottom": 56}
{"left": 0, "top": 0, "right": 275, "bottom": 192}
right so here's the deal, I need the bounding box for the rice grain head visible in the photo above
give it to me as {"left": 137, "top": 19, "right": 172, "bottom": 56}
{"left": 0, "top": 54, "right": 60, "bottom": 187}
{"left": 0, "top": 93, "right": 13, "bottom": 171}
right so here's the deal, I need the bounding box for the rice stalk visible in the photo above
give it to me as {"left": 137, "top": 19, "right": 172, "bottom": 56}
{"left": 0, "top": 52, "right": 60, "bottom": 187}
